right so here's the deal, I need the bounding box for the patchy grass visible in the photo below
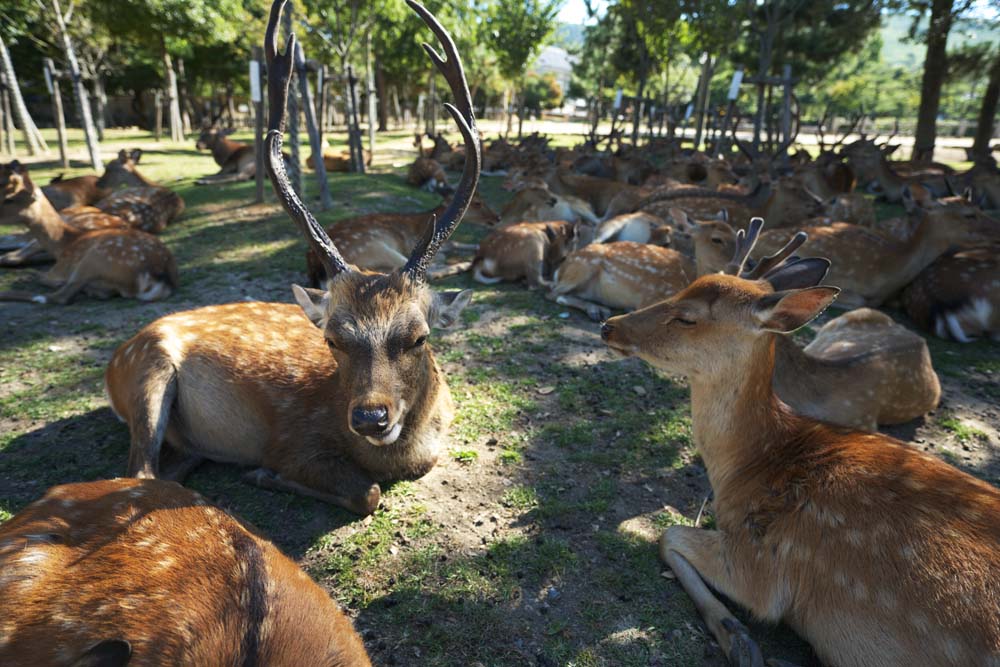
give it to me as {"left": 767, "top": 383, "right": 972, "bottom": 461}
{"left": 1, "top": 128, "right": 997, "bottom": 667}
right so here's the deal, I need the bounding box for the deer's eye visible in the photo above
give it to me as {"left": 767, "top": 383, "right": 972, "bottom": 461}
{"left": 409, "top": 335, "right": 428, "bottom": 350}
{"left": 674, "top": 317, "right": 696, "bottom": 326}
{"left": 711, "top": 237, "right": 724, "bottom": 245}
{"left": 325, "top": 339, "right": 340, "bottom": 352}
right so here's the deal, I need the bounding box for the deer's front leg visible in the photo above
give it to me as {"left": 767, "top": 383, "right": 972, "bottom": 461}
{"left": 661, "top": 525, "right": 764, "bottom": 667}
{"left": 246, "top": 456, "right": 381, "bottom": 516}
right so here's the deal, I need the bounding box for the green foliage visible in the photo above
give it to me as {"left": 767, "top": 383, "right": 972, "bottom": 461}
{"left": 485, "top": 0, "right": 560, "bottom": 82}
{"left": 522, "top": 72, "right": 563, "bottom": 114}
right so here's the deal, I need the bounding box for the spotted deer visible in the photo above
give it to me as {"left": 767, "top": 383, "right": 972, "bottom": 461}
{"left": 685, "top": 189, "right": 998, "bottom": 308}
{"left": 591, "top": 211, "right": 671, "bottom": 246}
{"left": 93, "top": 149, "right": 186, "bottom": 233}
{"left": 407, "top": 156, "right": 449, "bottom": 192}
{"left": 104, "top": 0, "right": 477, "bottom": 516}
{"left": 902, "top": 244, "right": 1000, "bottom": 342}
{"left": 601, "top": 221, "right": 1000, "bottom": 667}
{"left": 504, "top": 164, "right": 642, "bottom": 218}
{"left": 0, "top": 478, "right": 371, "bottom": 666}
{"left": 841, "top": 138, "right": 951, "bottom": 202}
{"left": 305, "top": 191, "right": 499, "bottom": 284}
{"left": 472, "top": 220, "right": 576, "bottom": 287}
{"left": 499, "top": 184, "right": 598, "bottom": 227}
{"left": 0, "top": 161, "right": 177, "bottom": 304}
{"left": 547, "top": 241, "right": 696, "bottom": 321}
{"left": 195, "top": 121, "right": 257, "bottom": 184}
{"left": 42, "top": 173, "right": 110, "bottom": 210}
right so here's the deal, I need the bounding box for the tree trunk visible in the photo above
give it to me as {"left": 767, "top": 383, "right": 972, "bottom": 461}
{"left": 44, "top": 59, "right": 69, "bottom": 168}
{"left": 0, "top": 33, "right": 45, "bottom": 155}
{"left": 375, "top": 58, "right": 388, "bottom": 131}
{"left": 1, "top": 85, "right": 15, "bottom": 155}
{"left": 503, "top": 87, "right": 513, "bottom": 139}
{"left": 912, "top": 0, "right": 955, "bottom": 161}
{"left": 52, "top": 0, "right": 101, "bottom": 169}
{"left": 971, "top": 49, "right": 1000, "bottom": 160}
{"left": 517, "top": 83, "right": 526, "bottom": 139}
{"left": 160, "top": 37, "right": 184, "bottom": 142}
{"left": 365, "top": 30, "right": 376, "bottom": 160}
{"left": 93, "top": 75, "right": 107, "bottom": 140}
{"left": 177, "top": 58, "right": 192, "bottom": 134}
{"left": 154, "top": 89, "right": 163, "bottom": 141}
{"left": 425, "top": 70, "right": 436, "bottom": 136}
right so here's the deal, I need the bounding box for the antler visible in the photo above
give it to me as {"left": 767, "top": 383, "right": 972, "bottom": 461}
{"left": 265, "top": 0, "right": 351, "bottom": 281}
{"left": 400, "top": 0, "right": 481, "bottom": 281}
{"left": 742, "top": 230, "right": 806, "bottom": 279}
{"left": 722, "top": 217, "right": 764, "bottom": 276}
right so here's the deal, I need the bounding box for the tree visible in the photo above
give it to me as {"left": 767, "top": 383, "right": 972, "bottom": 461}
{"left": 486, "top": 0, "right": 560, "bottom": 138}
{"left": 522, "top": 72, "right": 562, "bottom": 117}
{"left": 904, "top": 0, "right": 976, "bottom": 160}
{"left": 50, "top": 0, "right": 101, "bottom": 169}
{"left": 91, "top": 0, "right": 247, "bottom": 142}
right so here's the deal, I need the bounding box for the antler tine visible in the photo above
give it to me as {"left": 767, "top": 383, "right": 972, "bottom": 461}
{"left": 723, "top": 217, "right": 764, "bottom": 275}
{"left": 743, "top": 231, "right": 807, "bottom": 279}
{"left": 401, "top": 0, "right": 482, "bottom": 282}
{"left": 265, "top": 0, "right": 350, "bottom": 281}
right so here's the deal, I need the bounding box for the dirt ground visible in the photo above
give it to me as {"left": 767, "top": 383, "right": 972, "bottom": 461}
{"left": 1, "top": 129, "right": 998, "bottom": 666}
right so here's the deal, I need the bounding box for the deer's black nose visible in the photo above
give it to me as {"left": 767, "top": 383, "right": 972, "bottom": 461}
{"left": 600, "top": 322, "right": 614, "bottom": 341}
{"left": 351, "top": 406, "right": 390, "bottom": 435}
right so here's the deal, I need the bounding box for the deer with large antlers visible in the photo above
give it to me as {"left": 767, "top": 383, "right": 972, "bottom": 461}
{"left": 0, "top": 478, "right": 371, "bottom": 666}
{"left": 0, "top": 161, "right": 178, "bottom": 304}
{"left": 601, "top": 220, "right": 1000, "bottom": 667}
{"left": 105, "top": 0, "right": 478, "bottom": 516}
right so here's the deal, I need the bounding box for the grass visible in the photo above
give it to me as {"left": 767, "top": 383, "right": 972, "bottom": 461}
{"left": 939, "top": 415, "right": 989, "bottom": 444}
{"left": 1, "top": 127, "right": 998, "bottom": 667}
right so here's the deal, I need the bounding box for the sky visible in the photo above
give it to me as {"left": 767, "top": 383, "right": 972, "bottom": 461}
{"left": 556, "top": 0, "right": 607, "bottom": 25}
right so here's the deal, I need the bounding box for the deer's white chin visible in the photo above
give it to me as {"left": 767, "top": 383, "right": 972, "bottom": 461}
{"left": 366, "top": 421, "right": 403, "bottom": 446}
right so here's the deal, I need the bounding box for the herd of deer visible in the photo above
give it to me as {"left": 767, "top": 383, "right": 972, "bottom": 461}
{"left": 1, "top": 1, "right": 999, "bottom": 665}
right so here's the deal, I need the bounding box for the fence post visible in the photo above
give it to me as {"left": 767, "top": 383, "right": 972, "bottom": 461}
{"left": 251, "top": 46, "right": 265, "bottom": 204}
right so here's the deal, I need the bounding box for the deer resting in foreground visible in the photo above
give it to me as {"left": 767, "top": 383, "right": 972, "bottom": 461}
{"left": 0, "top": 161, "right": 177, "bottom": 304}
{"left": 601, "top": 219, "right": 1000, "bottom": 667}
{"left": 305, "top": 190, "right": 499, "bottom": 284}
{"left": 105, "top": 0, "right": 477, "bottom": 516}
{"left": 472, "top": 220, "right": 576, "bottom": 287}
{"left": 0, "top": 478, "right": 371, "bottom": 666}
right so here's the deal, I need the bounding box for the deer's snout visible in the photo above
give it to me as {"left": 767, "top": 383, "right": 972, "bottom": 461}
{"left": 600, "top": 321, "right": 615, "bottom": 341}
{"left": 351, "top": 405, "right": 390, "bottom": 436}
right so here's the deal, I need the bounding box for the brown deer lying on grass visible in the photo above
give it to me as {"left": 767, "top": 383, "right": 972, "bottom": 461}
{"left": 93, "top": 149, "right": 186, "bottom": 233}
{"left": 903, "top": 244, "right": 1000, "bottom": 342}
{"left": 686, "top": 187, "right": 997, "bottom": 308}
{"left": 601, "top": 221, "right": 1000, "bottom": 667}
{"left": 407, "top": 155, "right": 449, "bottom": 192}
{"left": 43, "top": 173, "right": 110, "bottom": 210}
{"left": 105, "top": 0, "right": 477, "bottom": 516}
{"left": 195, "top": 122, "right": 257, "bottom": 184}
{"left": 472, "top": 220, "right": 576, "bottom": 287}
{"left": 499, "top": 184, "right": 599, "bottom": 227}
{"left": 0, "top": 478, "right": 371, "bottom": 666}
{"left": 305, "top": 190, "right": 499, "bottom": 284}
{"left": 0, "top": 161, "right": 177, "bottom": 304}
{"left": 548, "top": 241, "right": 696, "bottom": 321}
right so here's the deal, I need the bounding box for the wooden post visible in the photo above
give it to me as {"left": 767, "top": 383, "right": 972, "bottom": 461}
{"left": 154, "top": 89, "right": 163, "bottom": 141}
{"left": 295, "top": 42, "right": 332, "bottom": 211}
{"left": 780, "top": 64, "right": 793, "bottom": 164}
{"left": 43, "top": 59, "right": 69, "bottom": 169}
{"left": 316, "top": 65, "right": 326, "bottom": 142}
{"left": 51, "top": 0, "right": 100, "bottom": 170}
{"left": 425, "top": 70, "right": 436, "bottom": 136}
{"left": 251, "top": 46, "right": 265, "bottom": 204}
{"left": 365, "top": 30, "right": 376, "bottom": 165}
{"left": 716, "top": 66, "right": 743, "bottom": 158}
{"left": 692, "top": 52, "right": 712, "bottom": 151}
{"left": 346, "top": 65, "right": 364, "bottom": 174}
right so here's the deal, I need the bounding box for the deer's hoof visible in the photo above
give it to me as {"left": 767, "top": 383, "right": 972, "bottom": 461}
{"left": 722, "top": 617, "right": 764, "bottom": 667}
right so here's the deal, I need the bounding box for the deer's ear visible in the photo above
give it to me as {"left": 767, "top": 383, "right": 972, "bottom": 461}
{"left": 667, "top": 207, "right": 691, "bottom": 231}
{"left": 130, "top": 149, "right": 143, "bottom": 164}
{"left": 753, "top": 287, "right": 839, "bottom": 333}
{"left": 763, "top": 257, "right": 831, "bottom": 291}
{"left": 432, "top": 289, "right": 473, "bottom": 329}
{"left": 291, "top": 284, "right": 330, "bottom": 327}
{"left": 71, "top": 639, "right": 132, "bottom": 667}
{"left": 117, "top": 149, "right": 128, "bottom": 161}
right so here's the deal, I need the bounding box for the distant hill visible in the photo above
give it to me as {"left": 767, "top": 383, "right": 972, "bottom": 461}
{"left": 881, "top": 14, "right": 1000, "bottom": 69}
{"left": 553, "top": 23, "right": 585, "bottom": 51}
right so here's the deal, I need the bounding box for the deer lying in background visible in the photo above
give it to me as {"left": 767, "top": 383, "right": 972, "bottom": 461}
{"left": 601, "top": 221, "right": 1000, "bottom": 667}
{"left": 903, "top": 244, "right": 1000, "bottom": 342}
{"left": 105, "top": 0, "right": 476, "bottom": 516}
{"left": 841, "top": 138, "right": 951, "bottom": 202}
{"left": 93, "top": 149, "right": 186, "bottom": 233}
{"left": 499, "top": 184, "right": 598, "bottom": 227}
{"left": 0, "top": 478, "right": 371, "bottom": 666}
{"left": 195, "top": 122, "right": 257, "bottom": 184}
{"left": 305, "top": 190, "right": 499, "bottom": 284}
{"left": 548, "top": 241, "right": 695, "bottom": 321}
{"left": 42, "top": 173, "right": 110, "bottom": 210}
{"left": 775, "top": 305, "right": 940, "bottom": 431}
{"left": 0, "top": 161, "right": 177, "bottom": 304}
{"left": 504, "top": 164, "right": 642, "bottom": 218}
{"left": 687, "top": 188, "right": 997, "bottom": 308}
{"left": 472, "top": 220, "right": 576, "bottom": 287}
{"left": 407, "top": 156, "right": 449, "bottom": 192}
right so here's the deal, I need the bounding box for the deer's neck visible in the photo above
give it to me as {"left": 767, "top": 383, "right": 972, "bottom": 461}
{"left": 22, "top": 191, "right": 79, "bottom": 253}
{"left": 895, "top": 214, "right": 952, "bottom": 286}
{"left": 875, "top": 155, "right": 905, "bottom": 199}
{"left": 689, "top": 336, "right": 793, "bottom": 500}
{"left": 213, "top": 137, "right": 241, "bottom": 166}
{"left": 771, "top": 335, "right": 828, "bottom": 407}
